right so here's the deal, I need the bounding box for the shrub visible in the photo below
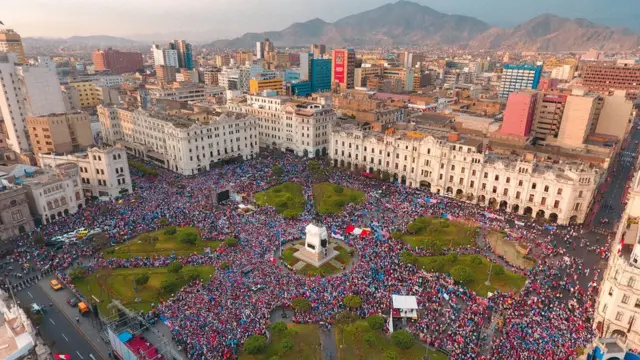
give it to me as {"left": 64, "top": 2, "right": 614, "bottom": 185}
{"left": 160, "top": 279, "right": 179, "bottom": 293}
{"left": 493, "top": 264, "right": 506, "bottom": 276}
{"left": 275, "top": 199, "right": 288, "bottom": 209}
{"left": 450, "top": 266, "right": 474, "bottom": 284}
{"left": 367, "top": 315, "right": 385, "bottom": 331}
{"left": 390, "top": 329, "right": 414, "bottom": 349}
{"left": 134, "top": 273, "right": 150, "bottom": 286}
{"left": 406, "top": 222, "right": 424, "bottom": 234}
{"left": 383, "top": 351, "right": 399, "bottom": 360}
{"left": 167, "top": 261, "right": 183, "bottom": 274}
{"left": 269, "top": 357, "right": 281, "bottom": 360}
{"left": 280, "top": 337, "right": 294, "bottom": 352}
{"left": 68, "top": 268, "right": 88, "bottom": 282}
{"left": 439, "top": 220, "right": 450, "bottom": 229}
{"left": 445, "top": 252, "right": 459, "bottom": 264}
{"left": 139, "top": 233, "right": 157, "bottom": 244}
{"left": 343, "top": 294, "right": 362, "bottom": 309}
{"left": 400, "top": 251, "right": 417, "bottom": 265}
{"left": 470, "top": 255, "right": 483, "bottom": 265}
{"left": 272, "top": 187, "right": 283, "bottom": 193}
{"left": 333, "top": 185, "right": 344, "bottom": 193}
{"left": 164, "top": 226, "right": 177, "bottom": 235}
{"left": 391, "top": 231, "right": 403, "bottom": 239}
{"left": 332, "top": 199, "right": 346, "bottom": 208}
{"left": 283, "top": 210, "right": 298, "bottom": 219}
{"left": 271, "top": 321, "right": 288, "bottom": 334}
{"left": 183, "top": 268, "right": 200, "bottom": 282}
{"left": 219, "top": 262, "right": 229, "bottom": 270}
{"left": 224, "top": 238, "right": 238, "bottom": 247}
{"left": 244, "top": 335, "right": 267, "bottom": 354}
{"left": 423, "top": 239, "right": 443, "bottom": 254}
{"left": 158, "top": 218, "right": 169, "bottom": 226}
{"left": 180, "top": 232, "right": 198, "bottom": 245}
{"left": 364, "top": 333, "right": 376, "bottom": 347}
{"left": 291, "top": 297, "right": 311, "bottom": 312}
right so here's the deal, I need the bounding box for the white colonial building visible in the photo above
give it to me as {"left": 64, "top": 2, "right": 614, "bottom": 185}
{"left": 594, "top": 165, "right": 640, "bottom": 348}
{"left": 330, "top": 124, "right": 600, "bottom": 224}
{"left": 37, "top": 145, "right": 133, "bottom": 198}
{"left": 228, "top": 95, "right": 335, "bottom": 158}
{"left": 97, "top": 105, "right": 259, "bottom": 175}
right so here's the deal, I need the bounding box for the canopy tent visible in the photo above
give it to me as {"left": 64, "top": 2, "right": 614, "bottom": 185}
{"left": 391, "top": 294, "right": 418, "bottom": 319}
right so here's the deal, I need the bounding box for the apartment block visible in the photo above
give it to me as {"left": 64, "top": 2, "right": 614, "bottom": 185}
{"left": 582, "top": 60, "right": 640, "bottom": 99}
{"left": 531, "top": 93, "right": 567, "bottom": 141}
{"left": 499, "top": 64, "right": 543, "bottom": 98}
{"left": 0, "top": 186, "right": 34, "bottom": 240}
{"left": 26, "top": 112, "right": 93, "bottom": 154}
{"left": 91, "top": 48, "right": 143, "bottom": 74}
{"left": 249, "top": 77, "right": 284, "bottom": 95}
{"left": 557, "top": 89, "right": 603, "bottom": 148}
{"left": 0, "top": 29, "right": 26, "bottom": 64}
{"left": 501, "top": 91, "right": 537, "bottom": 137}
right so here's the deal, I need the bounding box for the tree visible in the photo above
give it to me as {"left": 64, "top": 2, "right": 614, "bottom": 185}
{"left": 271, "top": 165, "right": 284, "bottom": 180}
{"left": 493, "top": 264, "right": 506, "bottom": 276}
{"left": 139, "top": 233, "right": 158, "bottom": 245}
{"left": 333, "top": 185, "right": 344, "bottom": 194}
{"left": 280, "top": 337, "right": 294, "bottom": 352}
{"left": 400, "top": 251, "right": 418, "bottom": 265}
{"left": 383, "top": 351, "right": 399, "bottom": 360}
{"left": 445, "top": 252, "right": 458, "bottom": 264}
{"left": 167, "top": 261, "right": 183, "bottom": 274}
{"left": 164, "top": 226, "right": 177, "bottom": 235}
{"left": 334, "top": 310, "right": 357, "bottom": 326}
{"left": 367, "top": 315, "right": 385, "bottom": 331}
{"left": 391, "top": 329, "right": 415, "bottom": 349}
{"left": 219, "top": 262, "right": 230, "bottom": 270}
{"left": 68, "top": 268, "right": 88, "bottom": 282}
{"left": 450, "top": 266, "right": 474, "bottom": 284}
{"left": 271, "top": 321, "right": 288, "bottom": 334}
{"left": 423, "top": 238, "right": 442, "bottom": 254}
{"left": 283, "top": 210, "right": 298, "bottom": 219}
{"left": 158, "top": 217, "right": 169, "bottom": 226}
{"left": 470, "top": 255, "right": 483, "bottom": 265}
{"left": 160, "top": 279, "right": 179, "bottom": 293}
{"left": 183, "top": 268, "right": 200, "bottom": 282}
{"left": 381, "top": 171, "right": 391, "bottom": 182}
{"left": 291, "top": 297, "right": 311, "bottom": 312}
{"left": 343, "top": 294, "right": 362, "bottom": 309}
{"left": 224, "top": 238, "right": 238, "bottom": 247}
{"left": 134, "top": 273, "right": 150, "bottom": 286}
{"left": 307, "top": 160, "right": 322, "bottom": 180}
{"left": 180, "top": 232, "right": 198, "bottom": 245}
{"left": 406, "top": 222, "right": 424, "bottom": 234}
{"left": 244, "top": 335, "right": 267, "bottom": 354}
{"left": 364, "top": 333, "right": 376, "bottom": 347}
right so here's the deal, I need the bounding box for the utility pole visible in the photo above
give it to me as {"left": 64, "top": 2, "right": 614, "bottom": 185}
{"left": 5, "top": 278, "right": 17, "bottom": 308}
{"left": 485, "top": 262, "right": 494, "bottom": 286}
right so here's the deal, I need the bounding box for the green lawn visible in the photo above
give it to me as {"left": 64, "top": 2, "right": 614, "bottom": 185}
{"left": 312, "top": 182, "right": 365, "bottom": 214}
{"left": 103, "top": 227, "right": 219, "bottom": 259}
{"left": 73, "top": 265, "right": 215, "bottom": 315}
{"left": 281, "top": 242, "right": 352, "bottom": 277}
{"left": 239, "top": 323, "right": 321, "bottom": 360}
{"left": 418, "top": 255, "right": 526, "bottom": 297}
{"left": 255, "top": 182, "right": 306, "bottom": 217}
{"left": 335, "top": 320, "right": 448, "bottom": 360}
{"left": 397, "top": 217, "right": 476, "bottom": 249}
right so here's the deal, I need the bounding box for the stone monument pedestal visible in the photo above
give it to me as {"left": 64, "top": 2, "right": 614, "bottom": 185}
{"left": 293, "top": 223, "right": 338, "bottom": 268}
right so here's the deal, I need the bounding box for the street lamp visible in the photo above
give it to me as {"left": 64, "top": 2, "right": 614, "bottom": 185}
{"left": 485, "top": 262, "right": 493, "bottom": 286}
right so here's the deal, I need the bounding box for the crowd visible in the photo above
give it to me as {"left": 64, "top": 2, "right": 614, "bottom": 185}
{"left": 0, "top": 151, "right": 614, "bottom": 359}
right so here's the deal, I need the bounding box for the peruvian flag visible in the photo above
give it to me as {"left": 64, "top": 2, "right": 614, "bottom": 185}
{"left": 54, "top": 355, "right": 71, "bottom": 360}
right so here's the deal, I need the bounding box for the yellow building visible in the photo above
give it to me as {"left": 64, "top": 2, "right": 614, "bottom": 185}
{"left": 249, "top": 78, "right": 284, "bottom": 95}
{"left": 0, "top": 29, "right": 26, "bottom": 64}
{"left": 26, "top": 112, "right": 93, "bottom": 154}
{"left": 69, "top": 81, "right": 101, "bottom": 108}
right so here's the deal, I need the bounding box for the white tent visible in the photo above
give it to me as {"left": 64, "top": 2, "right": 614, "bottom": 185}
{"left": 391, "top": 294, "right": 418, "bottom": 319}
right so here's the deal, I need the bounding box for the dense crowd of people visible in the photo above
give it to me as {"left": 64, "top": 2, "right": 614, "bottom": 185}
{"left": 0, "top": 150, "right": 619, "bottom": 359}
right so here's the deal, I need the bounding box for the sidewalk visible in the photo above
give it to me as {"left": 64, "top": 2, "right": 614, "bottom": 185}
{"left": 37, "top": 275, "right": 112, "bottom": 360}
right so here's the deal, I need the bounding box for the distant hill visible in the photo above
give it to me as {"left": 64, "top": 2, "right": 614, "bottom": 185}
{"left": 23, "top": 35, "right": 141, "bottom": 52}
{"left": 205, "top": 1, "right": 640, "bottom": 51}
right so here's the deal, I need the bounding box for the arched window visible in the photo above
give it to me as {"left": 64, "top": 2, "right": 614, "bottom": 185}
{"left": 9, "top": 200, "right": 17, "bottom": 207}
{"left": 629, "top": 277, "right": 636, "bottom": 288}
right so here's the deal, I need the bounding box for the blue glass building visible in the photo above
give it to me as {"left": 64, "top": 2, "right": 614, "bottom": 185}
{"left": 310, "top": 58, "right": 331, "bottom": 93}
{"left": 498, "top": 63, "right": 542, "bottom": 98}
{"left": 290, "top": 81, "right": 311, "bottom": 97}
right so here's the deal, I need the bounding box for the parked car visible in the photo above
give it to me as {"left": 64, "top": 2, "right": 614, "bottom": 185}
{"left": 49, "top": 279, "right": 63, "bottom": 291}
{"left": 66, "top": 296, "right": 79, "bottom": 307}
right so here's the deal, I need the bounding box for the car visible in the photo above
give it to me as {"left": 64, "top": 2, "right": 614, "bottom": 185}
{"left": 31, "top": 303, "right": 45, "bottom": 315}
{"left": 76, "top": 230, "right": 89, "bottom": 238}
{"left": 66, "top": 296, "right": 79, "bottom": 307}
{"left": 49, "top": 279, "right": 63, "bottom": 291}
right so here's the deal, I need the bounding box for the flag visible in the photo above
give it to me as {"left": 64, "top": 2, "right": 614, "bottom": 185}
{"left": 619, "top": 237, "right": 625, "bottom": 256}
{"left": 55, "top": 355, "right": 71, "bottom": 360}
{"left": 360, "top": 228, "right": 371, "bottom": 237}
{"left": 345, "top": 225, "right": 355, "bottom": 233}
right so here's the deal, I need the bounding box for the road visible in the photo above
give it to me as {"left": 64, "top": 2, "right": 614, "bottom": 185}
{"left": 14, "top": 281, "right": 106, "bottom": 360}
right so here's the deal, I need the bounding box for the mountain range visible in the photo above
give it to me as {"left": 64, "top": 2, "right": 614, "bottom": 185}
{"left": 204, "top": 1, "right": 640, "bottom": 51}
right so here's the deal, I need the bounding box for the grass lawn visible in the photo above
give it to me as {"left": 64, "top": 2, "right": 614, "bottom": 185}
{"left": 487, "top": 231, "right": 536, "bottom": 269}
{"left": 103, "top": 227, "right": 219, "bottom": 259}
{"left": 397, "top": 217, "right": 476, "bottom": 249}
{"left": 255, "top": 182, "right": 306, "bottom": 217}
{"left": 418, "top": 255, "right": 526, "bottom": 297}
{"left": 312, "top": 182, "right": 365, "bottom": 214}
{"left": 281, "top": 241, "right": 352, "bottom": 277}
{"left": 239, "top": 323, "right": 321, "bottom": 360}
{"left": 335, "top": 320, "right": 448, "bottom": 360}
{"left": 73, "top": 265, "right": 215, "bottom": 315}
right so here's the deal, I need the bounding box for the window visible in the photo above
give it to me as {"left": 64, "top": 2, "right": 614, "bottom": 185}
{"left": 494, "top": 175, "right": 499, "bottom": 181}
{"left": 518, "top": 180, "right": 523, "bottom": 186}
{"left": 472, "top": 170, "right": 476, "bottom": 176}
{"left": 554, "top": 200, "right": 560, "bottom": 209}
{"left": 541, "top": 197, "right": 546, "bottom": 206}
{"left": 635, "top": 299, "right": 640, "bottom": 309}
{"left": 516, "top": 191, "right": 521, "bottom": 200}
{"left": 574, "top": 203, "right": 582, "bottom": 211}
{"left": 629, "top": 277, "right": 636, "bottom": 288}
{"left": 492, "top": 186, "right": 497, "bottom": 194}
{"left": 544, "top": 185, "right": 549, "bottom": 192}
{"left": 615, "top": 270, "right": 620, "bottom": 280}
{"left": 470, "top": 181, "right": 474, "bottom": 188}
{"left": 603, "top": 303, "right": 608, "bottom": 314}
{"left": 503, "top": 189, "right": 508, "bottom": 196}
{"left": 578, "top": 190, "right": 583, "bottom": 198}
{"left": 11, "top": 210, "right": 23, "bottom": 222}
{"left": 557, "top": 188, "right": 563, "bottom": 195}
{"left": 623, "top": 294, "right": 630, "bottom": 304}
{"left": 609, "top": 287, "right": 614, "bottom": 296}
{"left": 484, "top": 172, "right": 488, "bottom": 179}
{"left": 451, "top": 165, "right": 455, "bottom": 171}
{"left": 528, "top": 194, "right": 534, "bottom": 202}
{"left": 461, "top": 167, "right": 465, "bottom": 174}
{"left": 616, "top": 312, "right": 623, "bottom": 321}
{"left": 531, "top": 183, "right": 537, "bottom": 190}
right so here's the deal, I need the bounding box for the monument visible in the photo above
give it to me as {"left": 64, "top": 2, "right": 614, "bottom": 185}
{"left": 293, "top": 223, "right": 339, "bottom": 267}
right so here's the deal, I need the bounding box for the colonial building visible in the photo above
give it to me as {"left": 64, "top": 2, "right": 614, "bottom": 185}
{"left": 594, "top": 165, "right": 640, "bottom": 348}
{"left": 37, "top": 145, "right": 132, "bottom": 198}
{"left": 98, "top": 105, "right": 259, "bottom": 175}
{"left": 330, "top": 124, "right": 600, "bottom": 224}
{"left": 228, "top": 95, "right": 335, "bottom": 158}
{"left": 0, "top": 186, "right": 34, "bottom": 241}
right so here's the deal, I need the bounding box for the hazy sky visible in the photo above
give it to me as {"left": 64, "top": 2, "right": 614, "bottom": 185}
{"left": 4, "top": 0, "right": 639, "bottom": 39}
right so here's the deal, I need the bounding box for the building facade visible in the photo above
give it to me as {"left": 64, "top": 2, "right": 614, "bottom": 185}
{"left": 17, "top": 65, "right": 66, "bottom": 116}
{"left": 147, "top": 84, "right": 224, "bottom": 102}
{"left": 531, "top": 92, "right": 567, "bottom": 142}
{"left": 501, "top": 91, "right": 537, "bottom": 137}
{"left": 68, "top": 80, "right": 101, "bottom": 108}
{"left": 0, "top": 187, "right": 34, "bottom": 241}
{"left": 0, "top": 29, "right": 26, "bottom": 64}
{"left": 26, "top": 112, "right": 93, "bottom": 154}
{"left": 310, "top": 58, "right": 332, "bottom": 93}
{"left": 0, "top": 53, "right": 29, "bottom": 153}
{"left": 498, "top": 64, "right": 543, "bottom": 98}
{"left": 330, "top": 125, "right": 599, "bottom": 224}
{"left": 557, "top": 89, "right": 603, "bottom": 148}
{"left": 249, "top": 77, "right": 284, "bottom": 95}
{"left": 331, "top": 49, "right": 356, "bottom": 92}
{"left": 169, "top": 40, "right": 194, "bottom": 70}
{"left": 582, "top": 60, "right": 640, "bottom": 99}
{"left": 91, "top": 48, "right": 143, "bottom": 74}
{"left": 98, "top": 106, "right": 259, "bottom": 175}
{"left": 38, "top": 145, "right": 132, "bottom": 198}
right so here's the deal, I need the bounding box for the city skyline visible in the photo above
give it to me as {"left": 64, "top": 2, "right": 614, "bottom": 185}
{"left": 4, "top": 0, "right": 639, "bottom": 41}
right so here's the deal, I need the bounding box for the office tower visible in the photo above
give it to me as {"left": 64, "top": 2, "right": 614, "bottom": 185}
{"left": 155, "top": 65, "right": 177, "bottom": 84}
{"left": 263, "top": 39, "right": 274, "bottom": 54}
{"left": 498, "top": 64, "right": 543, "bottom": 98}
{"left": 531, "top": 92, "right": 567, "bottom": 141}
{"left": 256, "top": 41, "right": 264, "bottom": 59}
{"left": 0, "top": 29, "right": 26, "bottom": 64}
{"left": 234, "top": 51, "right": 253, "bottom": 65}
{"left": 91, "top": 48, "right": 143, "bottom": 74}
{"left": 311, "top": 44, "right": 326, "bottom": 58}
{"left": 152, "top": 44, "right": 164, "bottom": 66}
{"left": 594, "top": 90, "right": 635, "bottom": 141}
{"left": 26, "top": 112, "right": 93, "bottom": 154}
{"left": 557, "top": 88, "right": 603, "bottom": 148}
{"left": 331, "top": 48, "right": 356, "bottom": 91}
{"left": 169, "top": 40, "right": 194, "bottom": 70}
{"left": 299, "top": 53, "right": 312, "bottom": 81}
{"left": 0, "top": 53, "right": 29, "bottom": 152}
{"left": 501, "top": 91, "right": 537, "bottom": 137}
{"left": 151, "top": 44, "right": 179, "bottom": 68}
{"left": 582, "top": 60, "right": 640, "bottom": 99}
{"left": 310, "top": 58, "right": 331, "bottom": 93}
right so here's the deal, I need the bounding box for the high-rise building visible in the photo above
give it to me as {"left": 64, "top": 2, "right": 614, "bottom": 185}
{"left": 263, "top": 39, "right": 274, "bottom": 54}
{"left": 531, "top": 92, "right": 567, "bottom": 142}
{"left": 556, "top": 88, "right": 603, "bottom": 148}
{"left": 26, "top": 112, "right": 93, "bottom": 154}
{"left": 17, "top": 66, "right": 66, "bottom": 117}
{"left": 498, "top": 64, "right": 543, "bottom": 98}
{"left": 331, "top": 48, "right": 356, "bottom": 92}
{"left": 0, "top": 29, "right": 26, "bottom": 64}
{"left": 155, "top": 65, "right": 177, "bottom": 84}
{"left": 501, "top": 91, "right": 537, "bottom": 137}
{"left": 91, "top": 48, "right": 143, "bottom": 74}
{"left": 151, "top": 44, "right": 179, "bottom": 68}
{"left": 582, "top": 60, "right": 640, "bottom": 99}
{"left": 299, "top": 53, "right": 312, "bottom": 81}
{"left": 550, "top": 64, "right": 576, "bottom": 81}
{"left": 383, "top": 68, "right": 415, "bottom": 92}
{"left": 249, "top": 77, "right": 284, "bottom": 95}
{"left": 354, "top": 66, "right": 384, "bottom": 88}
{"left": 594, "top": 90, "right": 635, "bottom": 141}
{"left": 310, "top": 58, "right": 332, "bottom": 93}
{"left": 169, "top": 40, "right": 194, "bottom": 70}
{"left": 202, "top": 68, "right": 220, "bottom": 86}
{"left": 310, "top": 44, "right": 326, "bottom": 58}
{"left": 256, "top": 41, "right": 264, "bottom": 59}
{"left": 0, "top": 53, "right": 29, "bottom": 153}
